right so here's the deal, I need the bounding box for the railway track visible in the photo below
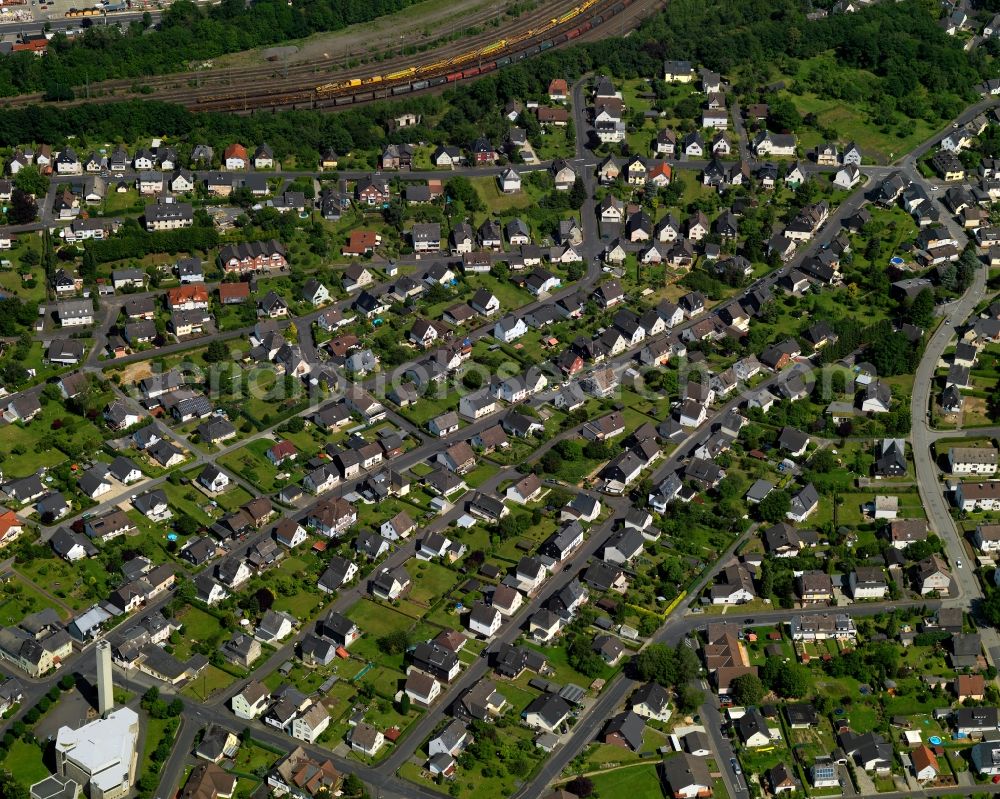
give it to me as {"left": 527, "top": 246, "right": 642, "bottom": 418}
{"left": 5, "top": 0, "right": 585, "bottom": 107}
{"left": 195, "top": 0, "right": 654, "bottom": 113}
{"left": 151, "top": 0, "right": 576, "bottom": 106}
{"left": 7, "top": 0, "right": 661, "bottom": 113}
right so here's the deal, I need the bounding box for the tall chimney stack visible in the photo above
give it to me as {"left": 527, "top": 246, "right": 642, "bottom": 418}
{"left": 96, "top": 639, "right": 113, "bottom": 716}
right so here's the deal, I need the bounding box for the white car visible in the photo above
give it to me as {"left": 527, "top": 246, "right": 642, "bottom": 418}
{"left": 957, "top": 560, "right": 963, "bottom": 569}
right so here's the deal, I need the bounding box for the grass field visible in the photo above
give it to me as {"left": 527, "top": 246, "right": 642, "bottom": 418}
{"left": 465, "top": 273, "right": 535, "bottom": 312}
{"left": 214, "top": 484, "right": 254, "bottom": 512}
{"left": 471, "top": 176, "right": 540, "bottom": 215}
{"left": 218, "top": 438, "right": 306, "bottom": 492}
{"left": 347, "top": 599, "right": 416, "bottom": 640}
{"left": 408, "top": 561, "right": 461, "bottom": 606}
{"left": 141, "top": 715, "right": 178, "bottom": 773}
{"left": 232, "top": 741, "right": 281, "bottom": 774}
{"left": 0, "top": 738, "right": 48, "bottom": 786}
{"left": 778, "top": 55, "right": 937, "bottom": 164}
{"left": 15, "top": 555, "right": 111, "bottom": 612}
{"left": 0, "top": 574, "right": 67, "bottom": 625}
{"left": 173, "top": 605, "right": 225, "bottom": 659}
{"left": 161, "top": 481, "right": 219, "bottom": 527}
{"left": 0, "top": 417, "right": 70, "bottom": 478}
{"left": 588, "top": 764, "right": 665, "bottom": 799}
{"left": 183, "top": 665, "right": 237, "bottom": 701}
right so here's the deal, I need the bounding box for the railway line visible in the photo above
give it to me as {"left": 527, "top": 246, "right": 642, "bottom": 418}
{"left": 6, "top": 0, "right": 583, "bottom": 106}
{"left": 8, "top": 0, "right": 661, "bottom": 113}
{"left": 196, "top": 0, "right": 649, "bottom": 113}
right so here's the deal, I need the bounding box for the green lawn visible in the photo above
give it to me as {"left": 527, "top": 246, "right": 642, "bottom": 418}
{"left": 15, "top": 555, "right": 111, "bottom": 612}
{"left": 218, "top": 439, "right": 306, "bottom": 492}
{"left": 214, "top": 485, "right": 253, "bottom": 512}
{"left": 182, "top": 665, "right": 237, "bottom": 701}
{"left": 588, "top": 764, "right": 666, "bottom": 799}
{"left": 0, "top": 417, "right": 70, "bottom": 478}
{"left": 232, "top": 741, "right": 281, "bottom": 774}
{"left": 161, "top": 481, "right": 220, "bottom": 527}
{"left": 402, "top": 390, "right": 461, "bottom": 427}
{"left": 141, "top": 715, "right": 178, "bottom": 773}
{"left": 399, "top": 722, "right": 547, "bottom": 799}
{"left": 466, "top": 273, "right": 535, "bottom": 313}
{"left": 464, "top": 460, "right": 500, "bottom": 489}
{"left": 780, "top": 56, "right": 937, "bottom": 164}
{"left": 408, "top": 561, "right": 461, "bottom": 606}
{"left": 266, "top": 559, "right": 328, "bottom": 618}
{"left": 0, "top": 739, "right": 48, "bottom": 786}
{"left": 347, "top": 599, "right": 416, "bottom": 640}
{"left": 173, "top": 605, "right": 225, "bottom": 659}
{"left": 0, "top": 574, "right": 68, "bottom": 625}
{"left": 470, "top": 176, "right": 540, "bottom": 214}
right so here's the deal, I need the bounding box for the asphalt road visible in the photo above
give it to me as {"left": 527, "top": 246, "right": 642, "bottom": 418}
{"left": 0, "top": 10, "right": 158, "bottom": 38}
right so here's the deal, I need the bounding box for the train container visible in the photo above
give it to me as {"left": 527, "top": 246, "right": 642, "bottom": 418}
{"left": 462, "top": 66, "right": 480, "bottom": 78}
{"left": 335, "top": 95, "right": 354, "bottom": 105}
{"left": 355, "top": 91, "right": 375, "bottom": 102}
{"left": 361, "top": 75, "right": 383, "bottom": 86}
{"left": 525, "top": 44, "right": 540, "bottom": 56}
{"left": 612, "top": 1, "right": 624, "bottom": 11}
{"left": 428, "top": 76, "right": 448, "bottom": 87}
{"left": 374, "top": 88, "right": 390, "bottom": 98}
{"left": 480, "top": 61, "right": 497, "bottom": 73}
{"left": 391, "top": 84, "right": 411, "bottom": 95}
{"left": 446, "top": 71, "right": 463, "bottom": 82}
{"left": 412, "top": 79, "right": 429, "bottom": 90}
{"left": 579, "top": 20, "right": 591, "bottom": 32}
{"left": 591, "top": 14, "right": 603, "bottom": 25}
{"left": 566, "top": 28, "right": 580, "bottom": 38}
{"left": 553, "top": 33, "right": 567, "bottom": 44}
{"left": 496, "top": 56, "right": 511, "bottom": 67}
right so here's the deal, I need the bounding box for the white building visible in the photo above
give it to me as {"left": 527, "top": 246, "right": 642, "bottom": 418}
{"left": 949, "top": 446, "right": 999, "bottom": 476}
{"left": 55, "top": 708, "right": 139, "bottom": 799}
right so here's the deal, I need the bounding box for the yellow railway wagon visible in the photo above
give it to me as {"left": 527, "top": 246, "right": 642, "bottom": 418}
{"left": 385, "top": 67, "right": 416, "bottom": 80}
{"left": 478, "top": 39, "right": 507, "bottom": 56}
{"left": 315, "top": 77, "right": 360, "bottom": 95}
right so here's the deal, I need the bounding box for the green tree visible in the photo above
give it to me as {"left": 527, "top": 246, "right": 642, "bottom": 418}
{"left": 906, "top": 288, "right": 935, "bottom": 329}
{"left": 376, "top": 630, "right": 410, "bottom": 655}
{"left": 757, "top": 490, "right": 791, "bottom": 524}
{"left": 13, "top": 167, "right": 48, "bottom": 198}
{"left": 445, "top": 176, "right": 484, "bottom": 215}
{"left": 8, "top": 190, "right": 36, "bottom": 225}
{"left": 204, "top": 339, "right": 229, "bottom": 363}
{"left": 772, "top": 662, "right": 809, "bottom": 698}
{"left": 0, "top": 771, "right": 28, "bottom": 799}
{"left": 730, "top": 673, "right": 766, "bottom": 706}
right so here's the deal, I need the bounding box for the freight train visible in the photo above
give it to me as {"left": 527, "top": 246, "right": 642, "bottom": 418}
{"left": 196, "top": 0, "right": 631, "bottom": 112}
